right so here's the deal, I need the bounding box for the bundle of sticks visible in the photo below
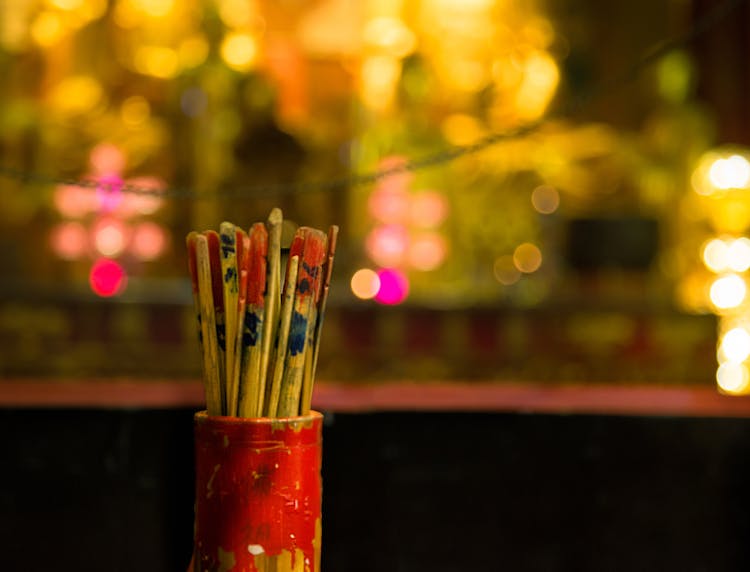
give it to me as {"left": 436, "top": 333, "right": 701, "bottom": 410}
{"left": 186, "top": 208, "right": 338, "bottom": 418}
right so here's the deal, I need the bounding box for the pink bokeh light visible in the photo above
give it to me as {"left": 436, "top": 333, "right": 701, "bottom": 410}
{"left": 50, "top": 222, "right": 89, "bottom": 260}
{"left": 131, "top": 221, "right": 168, "bottom": 260}
{"left": 89, "top": 258, "right": 127, "bottom": 297}
{"left": 366, "top": 224, "right": 408, "bottom": 267}
{"left": 374, "top": 268, "right": 409, "bottom": 305}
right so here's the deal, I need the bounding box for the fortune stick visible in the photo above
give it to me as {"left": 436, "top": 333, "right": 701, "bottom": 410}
{"left": 205, "top": 230, "right": 227, "bottom": 412}
{"left": 237, "top": 223, "right": 268, "bottom": 418}
{"left": 265, "top": 254, "right": 299, "bottom": 418}
{"left": 219, "top": 222, "right": 240, "bottom": 415}
{"left": 277, "top": 228, "right": 327, "bottom": 417}
{"left": 194, "top": 234, "right": 223, "bottom": 416}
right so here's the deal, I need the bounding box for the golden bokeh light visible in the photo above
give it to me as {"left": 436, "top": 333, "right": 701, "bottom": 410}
{"left": 121, "top": 96, "right": 150, "bottom": 127}
{"left": 441, "top": 114, "right": 484, "bottom": 146}
{"left": 130, "top": 0, "right": 175, "bottom": 18}
{"left": 513, "top": 242, "right": 542, "bottom": 273}
{"left": 351, "top": 268, "right": 381, "bottom": 300}
{"left": 360, "top": 55, "right": 401, "bottom": 110}
{"left": 702, "top": 238, "right": 729, "bottom": 272}
{"left": 134, "top": 45, "right": 179, "bottom": 79}
{"left": 719, "top": 327, "right": 750, "bottom": 364}
{"left": 31, "top": 12, "right": 64, "bottom": 47}
{"left": 179, "top": 36, "right": 209, "bottom": 69}
{"left": 709, "top": 274, "right": 747, "bottom": 310}
{"left": 716, "top": 362, "right": 750, "bottom": 394}
{"left": 48, "top": 75, "right": 104, "bottom": 115}
{"left": 221, "top": 32, "right": 258, "bottom": 71}
{"left": 493, "top": 255, "right": 521, "bottom": 286}
{"left": 531, "top": 185, "right": 560, "bottom": 214}
{"left": 218, "top": 0, "right": 260, "bottom": 29}
{"left": 708, "top": 155, "right": 750, "bottom": 191}
{"left": 727, "top": 237, "right": 750, "bottom": 272}
{"left": 363, "top": 17, "right": 417, "bottom": 58}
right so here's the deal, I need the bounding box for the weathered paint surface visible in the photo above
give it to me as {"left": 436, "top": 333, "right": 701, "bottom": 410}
{"left": 194, "top": 411, "right": 322, "bottom": 572}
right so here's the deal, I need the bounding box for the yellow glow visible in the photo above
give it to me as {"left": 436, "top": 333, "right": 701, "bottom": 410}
{"left": 531, "top": 185, "right": 560, "bottom": 214}
{"left": 131, "top": 0, "right": 174, "bottom": 18}
{"left": 717, "top": 362, "right": 750, "bottom": 394}
{"left": 121, "top": 96, "right": 150, "bottom": 127}
{"left": 494, "top": 255, "right": 521, "bottom": 286}
{"left": 513, "top": 243, "right": 542, "bottom": 273}
{"left": 693, "top": 149, "right": 750, "bottom": 195}
{"left": 360, "top": 55, "right": 401, "bottom": 110}
{"left": 727, "top": 237, "right": 750, "bottom": 272}
{"left": 179, "top": 36, "right": 209, "bottom": 69}
{"left": 48, "top": 76, "right": 103, "bottom": 115}
{"left": 363, "top": 17, "right": 417, "bottom": 58}
{"left": 48, "top": 0, "right": 85, "bottom": 9}
{"left": 134, "top": 46, "right": 179, "bottom": 78}
{"left": 515, "top": 51, "right": 559, "bottom": 120}
{"left": 709, "top": 274, "right": 746, "bottom": 310}
{"left": 443, "top": 59, "right": 487, "bottom": 92}
{"left": 219, "top": 0, "right": 258, "bottom": 28}
{"left": 702, "top": 238, "right": 729, "bottom": 272}
{"left": 720, "top": 327, "right": 750, "bottom": 363}
{"left": 441, "top": 114, "right": 484, "bottom": 146}
{"left": 221, "top": 33, "right": 258, "bottom": 71}
{"left": 31, "top": 12, "right": 65, "bottom": 47}
{"left": 708, "top": 155, "right": 750, "bottom": 190}
{"left": 351, "top": 268, "right": 381, "bottom": 300}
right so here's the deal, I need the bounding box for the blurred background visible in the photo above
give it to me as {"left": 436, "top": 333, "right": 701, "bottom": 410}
{"left": 2, "top": 0, "right": 750, "bottom": 570}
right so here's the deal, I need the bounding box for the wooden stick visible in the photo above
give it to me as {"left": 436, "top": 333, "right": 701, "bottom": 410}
{"left": 195, "top": 234, "right": 223, "bottom": 416}
{"left": 265, "top": 254, "right": 299, "bottom": 418}
{"left": 219, "top": 222, "right": 239, "bottom": 415}
{"left": 302, "top": 225, "right": 339, "bottom": 414}
{"left": 237, "top": 223, "right": 268, "bottom": 418}
{"left": 227, "top": 229, "right": 248, "bottom": 416}
{"left": 186, "top": 232, "right": 208, "bottom": 405}
{"left": 277, "top": 228, "right": 327, "bottom": 417}
{"left": 258, "top": 208, "right": 283, "bottom": 415}
{"left": 205, "top": 230, "right": 227, "bottom": 413}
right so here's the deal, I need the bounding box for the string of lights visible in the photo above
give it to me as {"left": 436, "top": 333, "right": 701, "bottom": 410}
{"left": 0, "top": 0, "right": 745, "bottom": 201}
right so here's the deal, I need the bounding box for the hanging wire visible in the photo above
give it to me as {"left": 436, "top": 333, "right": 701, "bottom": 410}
{"left": 0, "top": 0, "right": 745, "bottom": 201}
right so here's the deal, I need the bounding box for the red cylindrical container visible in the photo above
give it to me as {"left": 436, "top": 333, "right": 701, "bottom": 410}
{"left": 193, "top": 411, "right": 323, "bottom": 572}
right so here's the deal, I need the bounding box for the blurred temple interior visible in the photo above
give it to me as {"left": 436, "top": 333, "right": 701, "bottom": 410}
{"left": 2, "top": 0, "right": 750, "bottom": 570}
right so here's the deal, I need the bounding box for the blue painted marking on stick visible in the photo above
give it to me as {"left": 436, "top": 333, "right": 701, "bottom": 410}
{"left": 224, "top": 267, "right": 237, "bottom": 283}
{"left": 243, "top": 312, "right": 261, "bottom": 346}
{"left": 297, "top": 278, "right": 310, "bottom": 295}
{"left": 288, "top": 312, "right": 308, "bottom": 356}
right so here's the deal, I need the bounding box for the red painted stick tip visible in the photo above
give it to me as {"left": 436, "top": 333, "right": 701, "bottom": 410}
{"left": 298, "top": 228, "right": 327, "bottom": 301}
{"left": 247, "top": 223, "right": 268, "bottom": 306}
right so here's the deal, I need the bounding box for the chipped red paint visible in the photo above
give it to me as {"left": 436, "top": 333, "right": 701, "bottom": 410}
{"left": 298, "top": 228, "right": 326, "bottom": 303}
{"left": 247, "top": 223, "right": 268, "bottom": 307}
{"left": 193, "top": 411, "right": 322, "bottom": 571}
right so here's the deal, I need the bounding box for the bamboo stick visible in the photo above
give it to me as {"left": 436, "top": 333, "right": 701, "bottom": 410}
{"left": 219, "top": 222, "right": 239, "bottom": 415}
{"left": 195, "top": 234, "right": 223, "bottom": 416}
{"left": 265, "top": 255, "right": 299, "bottom": 418}
{"left": 277, "top": 228, "right": 327, "bottom": 417}
{"left": 237, "top": 223, "right": 268, "bottom": 418}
